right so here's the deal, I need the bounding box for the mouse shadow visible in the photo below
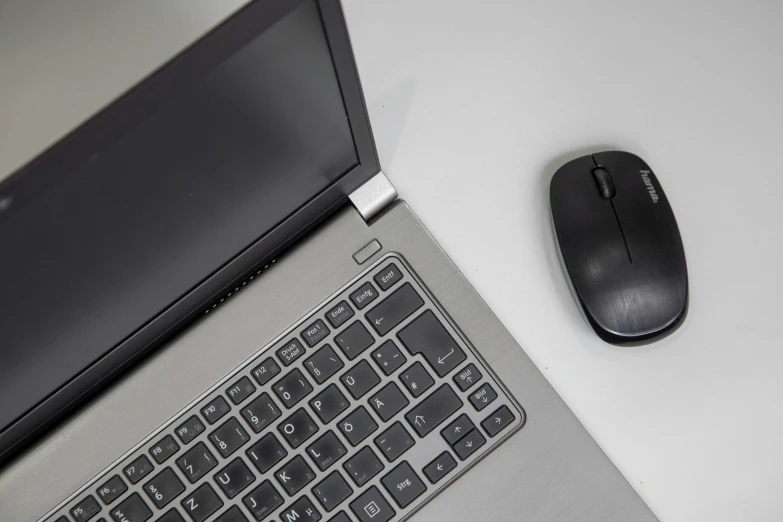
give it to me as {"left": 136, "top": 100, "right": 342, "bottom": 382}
{"left": 535, "top": 146, "right": 674, "bottom": 356}
{"left": 367, "top": 78, "right": 416, "bottom": 174}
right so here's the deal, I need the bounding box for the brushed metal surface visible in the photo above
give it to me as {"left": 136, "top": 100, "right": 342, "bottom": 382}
{"left": 0, "top": 201, "right": 658, "bottom": 521}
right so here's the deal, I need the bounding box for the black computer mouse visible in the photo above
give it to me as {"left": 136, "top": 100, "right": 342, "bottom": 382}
{"left": 550, "top": 151, "right": 688, "bottom": 344}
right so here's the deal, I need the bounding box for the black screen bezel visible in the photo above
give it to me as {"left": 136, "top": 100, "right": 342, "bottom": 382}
{"left": 0, "top": 0, "right": 380, "bottom": 462}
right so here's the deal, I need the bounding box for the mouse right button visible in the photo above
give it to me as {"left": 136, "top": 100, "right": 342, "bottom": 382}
{"left": 593, "top": 151, "right": 688, "bottom": 338}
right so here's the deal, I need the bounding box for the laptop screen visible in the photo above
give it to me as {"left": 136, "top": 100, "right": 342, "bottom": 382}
{"left": 0, "top": 1, "right": 359, "bottom": 437}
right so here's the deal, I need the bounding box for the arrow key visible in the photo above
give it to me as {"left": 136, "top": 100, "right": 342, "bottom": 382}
{"left": 422, "top": 451, "right": 457, "bottom": 484}
{"left": 440, "top": 414, "right": 475, "bottom": 445}
{"left": 481, "top": 405, "right": 517, "bottom": 438}
{"left": 453, "top": 429, "right": 485, "bottom": 461}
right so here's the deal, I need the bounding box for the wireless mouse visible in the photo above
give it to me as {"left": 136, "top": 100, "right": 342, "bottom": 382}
{"left": 550, "top": 151, "right": 688, "bottom": 344}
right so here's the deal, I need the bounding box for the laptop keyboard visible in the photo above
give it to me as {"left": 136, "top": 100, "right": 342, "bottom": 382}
{"left": 44, "top": 255, "right": 525, "bottom": 522}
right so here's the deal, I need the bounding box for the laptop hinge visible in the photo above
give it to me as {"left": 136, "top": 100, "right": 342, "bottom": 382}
{"left": 348, "top": 171, "right": 397, "bottom": 222}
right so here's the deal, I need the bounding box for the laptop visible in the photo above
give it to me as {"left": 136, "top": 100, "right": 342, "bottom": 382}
{"left": 0, "top": 1, "right": 659, "bottom": 521}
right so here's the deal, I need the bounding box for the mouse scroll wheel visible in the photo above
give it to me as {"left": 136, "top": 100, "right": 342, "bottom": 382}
{"left": 592, "top": 168, "right": 616, "bottom": 199}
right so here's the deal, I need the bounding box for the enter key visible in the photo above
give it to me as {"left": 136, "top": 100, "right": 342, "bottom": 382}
{"left": 397, "top": 310, "right": 466, "bottom": 377}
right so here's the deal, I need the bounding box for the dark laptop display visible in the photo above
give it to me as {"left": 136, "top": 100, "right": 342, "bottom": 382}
{"left": 0, "top": 0, "right": 378, "bottom": 461}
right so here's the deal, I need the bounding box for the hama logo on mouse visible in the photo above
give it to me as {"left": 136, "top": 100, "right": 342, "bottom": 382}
{"left": 640, "top": 170, "right": 659, "bottom": 203}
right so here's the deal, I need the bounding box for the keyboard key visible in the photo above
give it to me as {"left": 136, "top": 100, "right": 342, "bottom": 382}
{"left": 365, "top": 283, "right": 424, "bottom": 336}
{"left": 301, "top": 319, "right": 330, "bottom": 347}
{"left": 399, "top": 362, "right": 434, "bottom": 398}
{"left": 273, "top": 369, "right": 314, "bottom": 408}
{"left": 309, "top": 384, "right": 350, "bottom": 424}
{"left": 343, "top": 447, "right": 384, "bottom": 487}
{"left": 380, "top": 461, "right": 427, "bottom": 509}
{"left": 275, "top": 455, "right": 316, "bottom": 496}
{"left": 374, "top": 422, "right": 415, "bottom": 462}
{"left": 338, "top": 407, "right": 378, "bottom": 446}
{"left": 334, "top": 322, "right": 375, "bottom": 360}
{"left": 214, "top": 458, "right": 255, "bottom": 499}
{"left": 123, "top": 455, "right": 154, "bottom": 485}
{"left": 251, "top": 357, "right": 281, "bottom": 386}
{"left": 176, "top": 442, "right": 218, "bottom": 483}
{"left": 209, "top": 417, "right": 250, "bottom": 457}
{"left": 226, "top": 376, "right": 256, "bottom": 405}
{"left": 327, "top": 512, "right": 351, "bottom": 522}
{"left": 149, "top": 435, "right": 180, "bottom": 464}
{"left": 422, "top": 451, "right": 457, "bottom": 484}
{"left": 312, "top": 471, "right": 353, "bottom": 512}
{"left": 69, "top": 495, "right": 101, "bottom": 522}
{"left": 157, "top": 509, "right": 185, "bottom": 522}
{"left": 281, "top": 497, "right": 321, "bottom": 522}
{"left": 276, "top": 339, "right": 306, "bottom": 366}
{"left": 468, "top": 383, "right": 498, "bottom": 411}
{"left": 200, "top": 396, "right": 231, "bottom": 425}
{"left": 396, "top": 310, "right": 466, "bottom": 377}
{"left": 340, "top": 360, "right": 381, "bottom": 400}
{"left": 110, "top": 493, "right": 152, "bottom": 522}
{"left": 368, "top": 383, "right": 409, "bottom": 422}
{"left": 404, "top": 384, "right": 462, "bottom": 437}
{"left": 373, "top": 263, "right": 402, "bottom": 291}
{"left": 213, "top": 506, "right": 249, "bottom": 522}
{"left": 241, "top": 392, "right": 282, "bottom": 433}
{"left": 348, "top": 282, "right": 378, "bottom": 310}
{"left": 53, "top": 517, "right": 68, "bottom": 522}
{"left": 96, "top": 475, "right": 127, "bottom": 505}
{"left": 304, "top": 345, "right": 345, "bottom": 384}
{"left": 370, "top": 340, "right": 407, "bottom": 376}
{"left": 452, "top": 429, "right": 486, "bottom": 460}
{"left": 349, "top": 486, "right": 395, "bottom": 522}
{"left": 246, "top": 433, "right": 288, "bottom": 473}
{"left": 325, "top": 300, "right": 355, "bottom": 329}
{"left": 242, "top": 481, "right": 284, "bottom": 521}
{"left": 175, "top": 415, "right": 206, "bottom": 445}
{"left": 306, "top": 431, "right": 348, "bottom": 471}
{"left": 142, "top": 467, "right": 185, "bottom": 509}
{"left": 453, "top": 363, "right": 482, "bottom": 391}
{"left": 278, "top": 408, "right": 319, "bottom": 448}
{"left": 481, "top": 405, "right": 516, "bottom": 437}
{"left": 441, "top": 414, "right": 475, "bottom": 445}
{"left": 181, "top": 484, "right": 223, "bottom": 522}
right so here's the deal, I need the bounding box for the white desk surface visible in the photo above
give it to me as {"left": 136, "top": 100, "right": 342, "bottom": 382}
{"left": 2, "top": 1, "right": 782, "bottom": 521}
